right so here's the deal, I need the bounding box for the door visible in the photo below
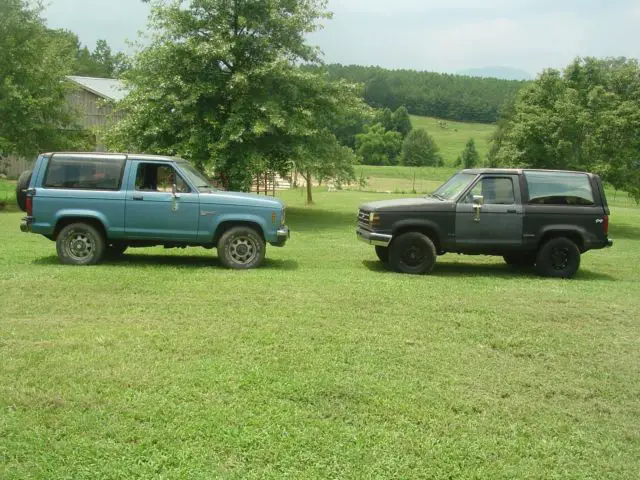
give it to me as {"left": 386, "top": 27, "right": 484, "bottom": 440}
{"left": 124, "top": 161, "right": 200, "bottom": 240}
{"left": 455, "top": 175, "right": 523, "bottom": 248}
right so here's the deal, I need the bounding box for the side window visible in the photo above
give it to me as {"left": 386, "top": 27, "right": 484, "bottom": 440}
{"left": 525, "top": 172, "right": 594, "bottom": 205}
{"left": 43, "top": 155, "right": 125, "bottom": 190}
{"left": 465, "top": 177, "right": 515, "bottom": 205}
{"left": 135, "top": 164, "right": 190, "bottom": 193}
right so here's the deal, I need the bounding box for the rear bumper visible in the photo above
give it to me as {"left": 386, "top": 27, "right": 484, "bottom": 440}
{"left": 270, "top": 225, "right": 290, "bottom": 247}
{"left": 20, "top": 217, "right": 32, "bottom": 233}
{"left": 356, "top": 227, "right": 392, "bottom": 247}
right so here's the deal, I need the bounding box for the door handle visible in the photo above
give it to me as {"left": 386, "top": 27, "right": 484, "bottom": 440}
{"left": 473, "top": 204, "right": 482, "bottom": 222}
{"left": 132, "top": 194, "right": 144, "bottom": 200}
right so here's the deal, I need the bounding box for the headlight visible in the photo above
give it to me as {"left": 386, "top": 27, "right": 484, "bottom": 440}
{"left": 369, "top": 212, "right": 380, "bottom": 226}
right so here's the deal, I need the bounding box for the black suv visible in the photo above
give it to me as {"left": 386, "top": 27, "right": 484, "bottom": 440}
{"left": 356, "top": 169, "right": 613, "bottom": 278}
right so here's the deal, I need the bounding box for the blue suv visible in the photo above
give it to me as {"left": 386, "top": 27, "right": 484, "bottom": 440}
{"left": 17, "top": 152, "right": 289, "bottom": 268}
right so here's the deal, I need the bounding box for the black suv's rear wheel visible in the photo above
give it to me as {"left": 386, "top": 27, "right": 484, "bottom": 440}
{"left": 503, "top": 253, "right": 536, "bottom": 267}
{"left": 375, "top": 245, "right": 389, "bottom": 264}
{"left": 388, "top": 232, "right": 436, "bottom": 274}
{"left": 218, "top": 226, "right": 265, "bottom": 269}
{"left": 56, "top": 223, "right": 106, "bottom": 265}
{"left": 16, "top": 170, "right": 32, "bottom": 212}
{"left": 535, "top": 237, "right": 581, "bottom": 278}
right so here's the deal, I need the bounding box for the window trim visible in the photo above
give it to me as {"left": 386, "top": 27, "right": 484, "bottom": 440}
{"left": 523, "top": 171, "right": 595, "bottom": 206}
{"left": 459, "top": 175, "right": 517, "bottom": 205}
{"left": 42, "top": 153, "right": 127, "bottom": 191}
{"left": 133, "top": 162, "right": 193, "bottom": 194}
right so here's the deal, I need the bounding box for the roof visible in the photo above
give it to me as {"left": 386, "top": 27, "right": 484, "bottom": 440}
{"left": 66, "top": 76, "right": 129, "bottom": 101}
{"left": 46, "top": 152, "right": 184, "bottom": 163}
{"left": 462, "top": 168, "right": 593, "bottom": 176}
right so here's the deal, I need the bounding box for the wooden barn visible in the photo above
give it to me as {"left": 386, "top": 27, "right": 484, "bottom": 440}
{"left": 1, "top": 76, "right": 128, "bottom": 178}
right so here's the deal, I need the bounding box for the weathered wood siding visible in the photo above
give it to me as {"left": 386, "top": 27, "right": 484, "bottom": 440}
{"left": 1, "top": 155, "right": 35, "bottom": 179}
{"left": 2, "top": 85, "right": 125, "bottom": 176}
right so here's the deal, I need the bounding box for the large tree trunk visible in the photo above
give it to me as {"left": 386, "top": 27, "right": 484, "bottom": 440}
{"left": 305, "top": 170, "right": 313, "bottom": 204}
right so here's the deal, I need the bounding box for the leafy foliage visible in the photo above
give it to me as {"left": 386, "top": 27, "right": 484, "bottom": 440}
{"left": 0, "top": 0, "right": 92, "bottom": 160}
{"left": 106, "top": 0, "right": 367, "bottom": 199}
{"left": 355, "top": 124, "right": 403, "bottom": 166}
{"left": 400, "top": 129, "right": 442, "bottom": 167}
{"left": 391, "top": 106, "right": 412, "bottom": 138}
{"left": 312, "top": 64, "right": 528, "bottom": 123}
{"left": 489, "top": 57, "right": 640, "bottom": 203}
{"left": 457, "top": 138, "right": 480, "bottom": 168}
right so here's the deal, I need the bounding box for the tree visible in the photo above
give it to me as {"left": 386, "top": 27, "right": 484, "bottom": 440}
{"left": 457, "top": 138, "right": 480, "bottom": 168}
{"left": 355, "top": 123, "right": 403, "bottom": 165}
{"left": 489, "top": 57, "right": 640, "bottom": 202}
{"left": 0, "top": 0, "right": 91, "bottom": 161}
{"left": 374, "top": 108, "right": 394, "bottom": 131}
{"left": 106, "top": 0, "right": 367, "bottom": 197}
{"left": 400, "top": 129, "right": 442, "bottom": 167}
{"left": 391, "top": 106, "right": 412, "bottom": 138}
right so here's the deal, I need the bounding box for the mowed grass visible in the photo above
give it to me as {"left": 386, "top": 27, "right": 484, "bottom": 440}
{"left": 411, "top": 115, "right": 496, "bottom": 166}
{"left": 1, "top": 180, "right": 639, "bottom": 479}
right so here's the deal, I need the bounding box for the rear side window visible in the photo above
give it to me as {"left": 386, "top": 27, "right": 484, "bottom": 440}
{"left": 525, "top": 171, "right": 594, "bottom": 206}
{"left": 44, "top": 155, "right": 125, "bottom": 190}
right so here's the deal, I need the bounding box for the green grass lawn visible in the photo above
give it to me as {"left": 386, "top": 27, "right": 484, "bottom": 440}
{"left": 1, "top": 184, "right": 639, "bottom": 478}
{"left": 410, "top": 115, "right": 496, "bottom": 166}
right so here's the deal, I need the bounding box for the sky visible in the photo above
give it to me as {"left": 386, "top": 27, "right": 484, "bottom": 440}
{"left": 43, "top": 0, "right": 640, "bottom": 78}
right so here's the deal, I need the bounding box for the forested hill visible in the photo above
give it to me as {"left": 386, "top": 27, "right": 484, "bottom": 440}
{"left": 317, "top": 64, "right": 529, "bottom": 124}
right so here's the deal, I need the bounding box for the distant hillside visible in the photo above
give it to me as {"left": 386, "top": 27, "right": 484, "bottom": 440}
{"left": 457, "top": 67, "right": 534, "bottom": 81}
{"left": 411, "top": 115, "right": 496, "bottom": 166}
{"left": 314, "top": 64, "right": 528, "bottom": 124}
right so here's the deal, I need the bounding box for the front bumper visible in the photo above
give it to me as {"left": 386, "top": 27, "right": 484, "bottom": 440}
{"left": 270, "top": 225, "right": 290, "bottom": 247}
{"left": 356, "top": 227, "right": 392, "bottom": 247}
{"left": 20, "top": 217, "right": 32, "bottom": 233}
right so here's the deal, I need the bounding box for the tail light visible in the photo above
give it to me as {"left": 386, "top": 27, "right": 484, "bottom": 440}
{"left": 26, "top": 195, "right": 33, "bottom": 216}
{"left": 603, "top": 215, "right": 609, "bottom": 236}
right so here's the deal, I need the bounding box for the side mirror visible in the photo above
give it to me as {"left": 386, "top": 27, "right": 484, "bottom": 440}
{"left": 472, "top": 195, "right": 484, "bottom": 205}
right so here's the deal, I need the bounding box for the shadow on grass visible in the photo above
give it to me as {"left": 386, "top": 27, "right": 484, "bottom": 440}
{"left": 362, "top": 260, "right": 615, "bottom": 281}
{"left": 287, "top": 207, "right": 356, "bottom": 232}
{"left": 609, "top": 223, "right": 640, "bottom": 240}
{"left": 33, "top": 254, "right": 298, "bottom": 271}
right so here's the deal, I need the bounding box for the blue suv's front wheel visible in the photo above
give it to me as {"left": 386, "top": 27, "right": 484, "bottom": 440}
{"left": 217, "top": 226, "right": 265, "bottom": 269}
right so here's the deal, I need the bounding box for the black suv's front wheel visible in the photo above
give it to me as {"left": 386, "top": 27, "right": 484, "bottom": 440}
{"left": 535, "top": 237, "right": 581, "bottom": 278}
{"left": 388, "top": 232, "right": 436, "bottom": 274}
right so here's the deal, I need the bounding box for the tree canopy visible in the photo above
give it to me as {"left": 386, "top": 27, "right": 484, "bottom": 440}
{"left": 106, "top": 0, "right": 368, "bottom": 199}
{"left": 0, "top": 0, "right": 91, "bottom": 160}
{"left": 309, "top": 64, "right": 528, "bottom": 124}
{"left": 400, "top": 129, "right": 442, "bottom": 167}
{"left": 457, "top": 138, "right": 480, "bottom": 169}
{"left": 489, "top": 57, "right": 640, "bottom": 202}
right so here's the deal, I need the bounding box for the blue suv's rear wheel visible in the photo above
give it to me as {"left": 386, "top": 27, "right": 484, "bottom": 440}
{"left": 56, "top": 223, "right": 106, "bottom": 265}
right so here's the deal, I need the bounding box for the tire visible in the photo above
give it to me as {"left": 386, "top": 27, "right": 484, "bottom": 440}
{"left": 217, "top": 226, "right": 265, "bottom": 269}
{"left": 535, "top": 237, "right": 581, "bottom": 278}
{"left": 16, "top": 170, "right": 32, "bottom": 212}
{"left": 375, "top": 245, "right": 389, "bottom": 264}
{"left": 503, "top": 253, "right": 536, "bottom": 267}
{"left": 105, "top": 243, "right": 128, "bottom": 258}
{"left": 388, "top": 232, "right": 437, "bottom": 275}
{"left": 56, "top": 223, "right": 106, "bottom": 265}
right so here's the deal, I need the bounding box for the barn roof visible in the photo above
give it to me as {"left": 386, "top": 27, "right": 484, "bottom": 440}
{"left": 66, "top": 76, "right": 129, "bottom": 101}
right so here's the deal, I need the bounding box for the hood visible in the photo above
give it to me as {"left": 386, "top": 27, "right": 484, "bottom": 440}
{"left": 360, "top": 196, "right": 452, "bottom": 212}
{"left": 201, "top": 191, "right": 284, "bottom": 208}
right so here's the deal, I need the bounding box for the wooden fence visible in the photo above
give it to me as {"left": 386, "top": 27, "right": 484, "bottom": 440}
{"left": 1, "top": 155, "right": 36, "bottom": 179}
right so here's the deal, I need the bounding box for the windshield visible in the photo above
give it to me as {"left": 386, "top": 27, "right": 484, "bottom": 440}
{"left": 179, "top": 163, "right": 216, "bottom": 192}
{"left": 431, "top": 172, "right": 477, "bottom": 200}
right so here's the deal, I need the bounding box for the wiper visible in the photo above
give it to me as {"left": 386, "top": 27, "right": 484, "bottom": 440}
{"left": 431, "top": 193, "right": 446, "bottom": 201}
